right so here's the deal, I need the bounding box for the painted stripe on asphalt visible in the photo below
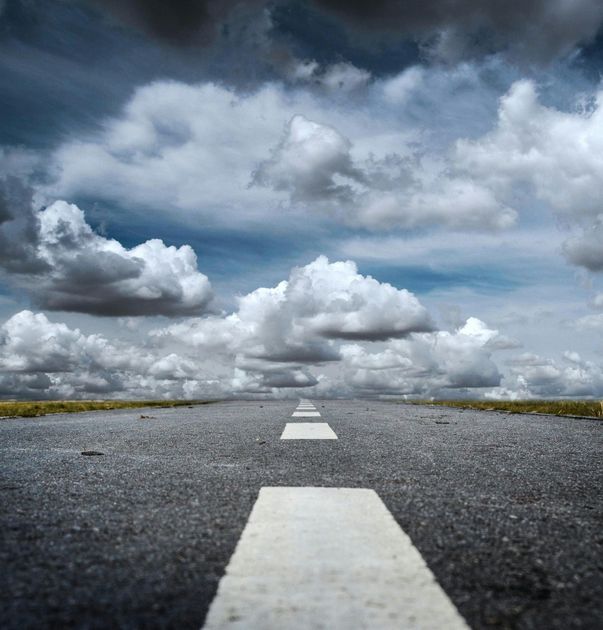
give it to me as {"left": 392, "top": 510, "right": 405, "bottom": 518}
{"left": 280, "top": 423, "right": 337, "bottom": 440}
{"left": 202, "top": 487, "right": 469, "bottom": 629}
{"left": 292, "top": 411, "right": 321, "bottom": 417}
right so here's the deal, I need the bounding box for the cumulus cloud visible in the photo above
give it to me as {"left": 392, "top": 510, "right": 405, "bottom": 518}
{"left": 0, "top": 310, "right": 141, "bottom": 373}
{"left": 253, "top": 115, "right": 361, "bottom": 204}
{"left": 49, "top": 75, "right": 522, "bottom": 232}
{"left": 458, "top": 81, "right": 603, "bottom": 221}
{"left": 153, "top": 255, "right": 434, "bottom": 394}
{"left": 499, "top": 351, "right": 603, "bottom": 397}
{"left": 0, "top": 256, "right": 437, "bottom": 399}
{"left": 2, "top": 262, "right": 596, "bottom": 400}
{"left": 50, "top": 81, "right": 291, "bottom": 221}
{"left": 563, "top": 221, "right": 603, "bottom": 272}
{"left": 339, "top": 317, "right": 502, "bottom": 396}
{"left": 455, "top": 80, "right": 603, "bottom": 272}
{"left": 254, "top": 114, "right": 517, "bottom": 230}
{"left": 0, "top": 309, "right": 229, "bottom": 400}
{"left": 0, "top": 183, "right": 213, "bottom": 316}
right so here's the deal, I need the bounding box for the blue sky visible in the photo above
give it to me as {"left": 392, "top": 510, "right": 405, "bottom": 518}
{"left": 1, "top": 0, "right": 603, "bottom": 399}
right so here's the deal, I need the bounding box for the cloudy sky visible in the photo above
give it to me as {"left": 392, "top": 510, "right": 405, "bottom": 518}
{"left": 1, "top": 0, "right": 603, "bottom": 400}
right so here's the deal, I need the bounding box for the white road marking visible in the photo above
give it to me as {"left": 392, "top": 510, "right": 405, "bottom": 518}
{"left": 280, "top": 423, "right": 337, "bottom": 440}
{"left": 202, "top": 487, "right": 469, "bottom": 629}
{"left": 292, "top": 411, "right": 321, "bottom": 417}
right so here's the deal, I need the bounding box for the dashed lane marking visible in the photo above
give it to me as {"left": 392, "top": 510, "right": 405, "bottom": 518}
{"left": 292, "top": 411, "right": 321, "bottom": 417}
{"left": 280, "top": 423, "right": 337, "bottom": 440}
{"left": 202, "top": 487, "right": 469, "bottom": 629}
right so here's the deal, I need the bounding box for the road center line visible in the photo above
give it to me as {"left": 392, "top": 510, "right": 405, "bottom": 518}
{"left": 280, "top": 423, "right": 337, "bottom": 440}
{"left": 292, "top": 411, "right": 321, "bottom": 417}
{"left": 202, "top": 487, "right": 469, "bottom": 629}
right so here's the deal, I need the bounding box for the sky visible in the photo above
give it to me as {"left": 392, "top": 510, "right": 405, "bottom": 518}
{"left": 1, "top": 0, "right": 603, "bottom": 401}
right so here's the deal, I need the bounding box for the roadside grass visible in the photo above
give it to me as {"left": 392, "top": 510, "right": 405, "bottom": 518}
{"left": 406, "top": 399, "right": 603, "bottom": 418}
{"left": 0, "top": 399, "right": 216, "bottom": 418}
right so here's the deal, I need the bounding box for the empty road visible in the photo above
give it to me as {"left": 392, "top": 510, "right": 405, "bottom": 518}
{"left": 1, "top": 400, "right": 601, "bottom": 628}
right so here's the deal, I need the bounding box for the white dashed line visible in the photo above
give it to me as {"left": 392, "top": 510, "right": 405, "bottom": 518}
{"left": 280, "top": 423, "right": 337, "bottom": 440}
{"left": 292, "top": 411, "right": 321, "bottom": 417}
{"left": 202, "top": 487, "right": 469, "bottom": 629}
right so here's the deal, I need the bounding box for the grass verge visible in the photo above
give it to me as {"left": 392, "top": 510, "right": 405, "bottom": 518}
{"left": 405, "top": 399, "right": 603, "bottom": 418}
{"left": 0, "top": 399, "right": 216, "bottom": 418}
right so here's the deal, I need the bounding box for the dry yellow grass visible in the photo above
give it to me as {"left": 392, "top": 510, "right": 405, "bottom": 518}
{"left": 0, "top": 399, "right": 215, "bottom": 418}
{"left": 406, "top": 399, "right": 603, "bottom": 418}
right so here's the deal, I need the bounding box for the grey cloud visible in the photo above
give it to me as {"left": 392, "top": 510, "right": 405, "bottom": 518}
{"left": 502, "top": 351, "right": 603, "bottom": 397}
{"left": 84, "top": 0, "right": 265, "bottom": 45}
{"left": 0, "top": 184, "right": 214, "bottom": 316}
{"left": 339, "top": 317, "right": 503, "bottom": 397}
{"left": 310, "top": 0, "right": 603, "bottom": 63}
{"left": 81, "top": 0, "right": 603, "bottom": 64}
{"left": 151, "top": 255, "right": 434, "bottom": 392}
{"left": 254, "top": 114, "right": 517, "bottom": 231}
{"left": 0, "top": 178, "right": 49, "bottom": 274}
{"left": 252, "top": 114, "right": 362, "bottom": 205}
{"left": 563, "top": 221, "right": 603, "bottom": 272}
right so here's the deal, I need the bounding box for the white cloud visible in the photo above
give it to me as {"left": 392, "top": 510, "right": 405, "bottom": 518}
{"left": 338, "top": 317, "right": 503, "bottom": 396}
{"left": 252, "top": 115, "right": 360, "bottom": 203}
{"left": 2, "top": 264, "right": 600, "bottom": 400}
{"left": 319, "top": 63, "right": 371, "bottom": 92}
{"left": 254, "top": 114, "right": 517, "bottom": 230}
{"left": 50, "top": 82, "right": 297, "bottom": 222}
{"left": 456, "top": 79, "right": 603, "bottom": 271}
{"left": 576, "top": 313, "right": 603, "bottom": 333}
{"left": 0, "top": 310, "right": 141, "bottom": 373}
{"left": 155, "top": 255, "right": 434, "bottom": 367}
{"left": 47, "top": 71, "right": 521, "bottom": 233}
{"left": 381, "top": 66, "right": 424, "bottom": 104}
{"left": 501, "top": 351, "right": 603, "bottom": 397}
{"left": 0, "top": 190, "right": 213, "bottom": 316}
{"left": 593, "top": 293, "right": 603, "bottom": 310}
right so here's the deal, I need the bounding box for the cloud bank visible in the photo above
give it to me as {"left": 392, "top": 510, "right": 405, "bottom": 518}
{"left": 5, "top": 254, "right": 585, "bottom": 400}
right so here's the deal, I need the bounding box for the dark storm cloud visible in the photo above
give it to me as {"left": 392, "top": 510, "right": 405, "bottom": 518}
{"left": 310, "top": 0, "right": 603, "bottom": 62}
{"left": 82, "top": 0, "right": 603, "bottom": 63}
{"left": 85, "top": 0, "right": 265, "bottom": 45}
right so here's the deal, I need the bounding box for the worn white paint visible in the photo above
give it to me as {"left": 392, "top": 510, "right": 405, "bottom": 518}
{"left": 292, "top": 411, "right": 321, "bottom": 417}
{"left": 202, "top": 487, "right": 469, "bottom": 629}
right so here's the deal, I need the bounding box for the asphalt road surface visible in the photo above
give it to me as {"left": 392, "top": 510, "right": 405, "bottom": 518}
{"left": 1, "top": 400, "right": 601, "bottom": 629}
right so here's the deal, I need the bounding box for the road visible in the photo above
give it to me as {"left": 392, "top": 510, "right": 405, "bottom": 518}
{"left": 1, "top": 400, "right": 601, "bottom": 628}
